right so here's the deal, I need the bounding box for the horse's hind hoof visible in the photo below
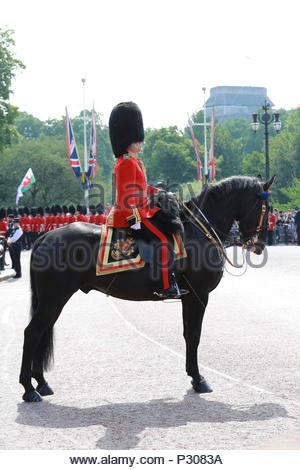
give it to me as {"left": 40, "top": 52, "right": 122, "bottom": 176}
{"left": 36, "top": 382, "right": 54, "bottom": 396}
{"left": 22, "top": 390, "right": 43, "bottom": 402}
{"left": 192, "top": 378, "right": 213, "bottom": 394}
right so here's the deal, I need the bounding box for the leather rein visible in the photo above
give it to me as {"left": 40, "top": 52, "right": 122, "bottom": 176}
{"left": 181, "top": 197, "right": 268, "bottom": 269}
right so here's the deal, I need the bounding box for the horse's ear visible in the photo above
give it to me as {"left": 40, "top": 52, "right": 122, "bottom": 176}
{"left": 263, "top": 175, "right": 276, "bottom": 191}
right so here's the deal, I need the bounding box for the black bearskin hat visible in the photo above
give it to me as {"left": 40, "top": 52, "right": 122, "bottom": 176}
{"left": 13, "top": 208, "right": 18, "bottom": 217}
{"left": 23, "top": 206, "right": 30, "bottom": 215}
{"left": 77, "top": 204, "right": 83, "bottom": 214}
{"left": 69, "top": 205, "right": 76, "bottom": 215}
{"left": 89, "top": 204, "right": 96, "bottom": 215}
{"left": 82, "top": 205, "right": 87, "bottom": 215}
{"left": 51, "top": 205, "right": 57, "bottom": 216}
{"left": 55, "top": 205, "right": 62, "bottom": 214}
{"left": 62, "top": 205, "right": 68, "bottom": 214}
{"left": 109, "top": 102, "right": 144, "bottom": 157}
{"left": 30, "top": 207, "right": 37, "bottom": 217}
{"left": 18, "top": 207, "right": 24, "bottom": 216}
{"left": 37, "top": 206, "right": 44, "bottom": 216}
{"left": 96, "top": 203, "right": 104, "bottom": 214}
{"left": 45, "top": 207, "right": 50, "bottom": 215}
{"left": 0, "top": 208, "right": 6, "bottom": 219}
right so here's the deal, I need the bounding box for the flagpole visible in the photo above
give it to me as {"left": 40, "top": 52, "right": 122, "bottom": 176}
{"left": 82, "top": 78, "right": 89, "bottom": 209}
{"left": 202, "top": 87, "right": 208, "bottom": 180}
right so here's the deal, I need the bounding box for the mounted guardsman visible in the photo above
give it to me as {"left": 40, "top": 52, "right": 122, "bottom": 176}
{"left": 107, "top": 101, "right": 188, "bottom": 299}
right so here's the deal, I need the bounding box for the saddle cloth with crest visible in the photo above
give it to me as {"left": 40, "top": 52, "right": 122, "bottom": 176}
{"left": 96, "top": 225, "right": 186, "bottom": 276}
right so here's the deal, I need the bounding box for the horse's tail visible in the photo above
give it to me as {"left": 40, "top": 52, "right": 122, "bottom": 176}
{"left": 30, "top": 235, "right": 54, "bottom": 371}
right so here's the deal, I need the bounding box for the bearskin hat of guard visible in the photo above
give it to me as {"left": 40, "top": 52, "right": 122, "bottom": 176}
{"left": 89, "top": 204, "right": 96, "bottom": 215}
{"left": 23, "top": 206, "right": 30, "bottom": 215}
{"left": 37, "top": 206, "right": 44, "bottom": 216}
{"left": 96, "top": 203, "right": 105, "bottom": 214}
{"left": 109, "top": 102, "right": 144, "bottom": 157}
{"left": 18, "top": 207, "right": 24, "bottom": 216}
{"left": 69, "top": 205, "right": 76, "bottom": 215}
{"left": 82, "top": 205, "right": 87, "bottom": 215}
{"left": 30, "top": 207, "right": 37, "bottom": 217}
{"left": 0, "top": 208, "right": 6, "bottom": 219}
{"left": 62, "top": 205, "right": 68, "bottom": 214}
{"left": 45, "top": 207, "right": 50, "bottom": 215}
{"left": 55, "top": 204, "right": 62, "bottom": 214}
{"left": 77, "top": 204, "right": 83, "bottom": 214}
{"left": 51, "top": 205, "right": 57, "bottom": 216}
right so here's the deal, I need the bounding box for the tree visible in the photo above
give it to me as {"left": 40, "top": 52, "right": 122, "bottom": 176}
{"left": 143, "top": 126, "right": 197, "bottom": 184}
{"left": 0, "top": 136, "right": 82, "bottom": 206}
{"left": 0, "top": 28, "right": 25, "bottom": 151}
{"left": 15, "top": 112, "right": 44, "bottom": 139}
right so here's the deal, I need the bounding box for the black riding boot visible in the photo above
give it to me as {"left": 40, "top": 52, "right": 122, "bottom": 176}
{"left": 154, "top": 271, "right": 189, "bottom": 299}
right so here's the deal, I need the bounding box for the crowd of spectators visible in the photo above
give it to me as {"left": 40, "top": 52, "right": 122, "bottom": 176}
{"left": 229, "top": 206, "right": 300, "bottom": 246}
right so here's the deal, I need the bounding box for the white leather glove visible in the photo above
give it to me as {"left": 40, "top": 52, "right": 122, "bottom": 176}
{"left": 131, "top": 222, "right": 141, "bottom": 230}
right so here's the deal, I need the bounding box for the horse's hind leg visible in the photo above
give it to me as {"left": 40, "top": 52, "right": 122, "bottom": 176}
{"left": 31, "top": 329, "right": 55, "bottom": 397}
{"left": 20, "top": 292, "right": 73, "bottom": 402}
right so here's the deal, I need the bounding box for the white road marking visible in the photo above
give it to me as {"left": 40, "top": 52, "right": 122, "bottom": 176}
{"left": 109, "top": 298, "right": 300, "bottom": 407}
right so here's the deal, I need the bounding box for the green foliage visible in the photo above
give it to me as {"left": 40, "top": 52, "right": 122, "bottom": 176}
{"left": 276, "top": 179, "right": 300, "bottom": 210}
{"left": 0, "top": 136, "right": 83, "bottom": 206}
{"left": 142, "top": 126, "right": 196, "bottom": 185}
{"left": 0, "top": 28, "right": 25, "bottom": 152}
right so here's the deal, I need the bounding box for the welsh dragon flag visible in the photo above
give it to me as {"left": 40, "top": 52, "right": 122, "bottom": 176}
{"left": 16, "top": 168, "right": 36, "bottom": 205}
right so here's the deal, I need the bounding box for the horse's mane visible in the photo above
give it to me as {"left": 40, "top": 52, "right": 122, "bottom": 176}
{"left": 193, "top": 176, "right": 262, "bottom": 206}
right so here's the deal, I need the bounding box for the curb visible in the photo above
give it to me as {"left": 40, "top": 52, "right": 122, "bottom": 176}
{"left": 0, "top": 269, "right": 15, "bottom": 282}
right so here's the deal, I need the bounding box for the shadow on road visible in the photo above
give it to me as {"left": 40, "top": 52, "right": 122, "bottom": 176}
{"left": 16, "top": 390, "right": 289, "bottom": 449}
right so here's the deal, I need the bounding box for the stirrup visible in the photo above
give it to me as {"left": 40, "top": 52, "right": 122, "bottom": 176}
{"left": 154, "top": 285, "right": 189, "bottom": 299}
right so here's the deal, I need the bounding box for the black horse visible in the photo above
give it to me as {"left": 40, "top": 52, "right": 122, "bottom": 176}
{"left": 19, "top": 175, "right": 274, "bottom": 402}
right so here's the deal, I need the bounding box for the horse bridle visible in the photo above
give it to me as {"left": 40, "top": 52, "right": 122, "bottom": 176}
{"left": 181, "top": 192, "right": 269, "bottom": 267}
{"left": 239, "top": 196, "right": 268, "bottom": 251}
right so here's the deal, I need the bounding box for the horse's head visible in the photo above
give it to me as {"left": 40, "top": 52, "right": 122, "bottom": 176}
{"left": 238, "top": 175, "right": 275, "bottom": 255}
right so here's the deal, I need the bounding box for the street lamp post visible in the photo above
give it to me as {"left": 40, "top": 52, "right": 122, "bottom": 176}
{"left": 251, "top": 100, "right": 281, "bottom": 180}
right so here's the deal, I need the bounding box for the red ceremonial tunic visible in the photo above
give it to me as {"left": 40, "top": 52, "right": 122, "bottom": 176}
{"left": 268, "top": 213, "right": 276, "bottom": 231}
{"left": 34, "top": 216, "right": 41, "bottom": 233}
{"left": 76, "top": 214, "right": 89, "bottom": 222}
{"left": 95, "top": 214, "right": 107, "bottom": 225}
{"left": 107, "top": 154, "right": 159, "bottom": 227}
{"left": 39, "top": 216, "right": 46, "bottom": 232}
{"left": 68, "top": 215, "right": 76, "bottom": 224}
{"left": 0, "top": 220, "right": 8, "bottom": 238}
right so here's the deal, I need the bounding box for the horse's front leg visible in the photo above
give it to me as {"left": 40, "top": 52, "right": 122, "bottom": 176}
{"left": 182, "top": 292, "right": 213, "bottom": 393}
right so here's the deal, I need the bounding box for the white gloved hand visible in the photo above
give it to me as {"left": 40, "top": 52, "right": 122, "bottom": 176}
{"left": 131, "top": 222, "right": 141, "bottom": 230}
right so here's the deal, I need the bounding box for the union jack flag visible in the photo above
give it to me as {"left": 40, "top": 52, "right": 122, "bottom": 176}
{"left": 86, "top": 108, "right": 97, "bottom": 179}
{"left": 65, "top": 107, "right": 82, "bottom": 178}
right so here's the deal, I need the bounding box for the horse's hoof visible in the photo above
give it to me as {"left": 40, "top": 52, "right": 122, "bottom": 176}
{"left": 36, "top": 382, "right": 54, "bottom": 396}
{"left": 192, "top": 378, "right": 213, "bottom": 393}
{"left": 22, "top": 390, "right": 43, "bottom": 402}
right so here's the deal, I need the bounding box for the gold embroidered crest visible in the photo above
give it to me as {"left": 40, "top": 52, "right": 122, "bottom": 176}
{"left": 111, "top": 237, "right": 136, "bottom": 260}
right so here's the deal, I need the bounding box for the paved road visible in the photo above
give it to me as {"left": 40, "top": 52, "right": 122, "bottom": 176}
{"left": 0, "top": 246, "right": 300, "bottom": 450}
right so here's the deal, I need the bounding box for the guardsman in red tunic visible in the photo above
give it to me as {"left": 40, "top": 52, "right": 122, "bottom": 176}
{"left": 62, "top": 205, "right": 69, "bottom": 226}
{"left": 76, "top": 205, "right": 89, "bottom": 222}
{"left": 88, "top": 205, "right": 97, "bottom": 224}
{"left": 108, "top": 102, "right": 188, "bottom": 299}
{"left": 38, "top": 207, "right": 46, "bottom": 236}
{"left": 95, "top": 204, "right": 107, "bottom": 225}
{"left": 68, "top": 205, "right": 77, "bottom": 224}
